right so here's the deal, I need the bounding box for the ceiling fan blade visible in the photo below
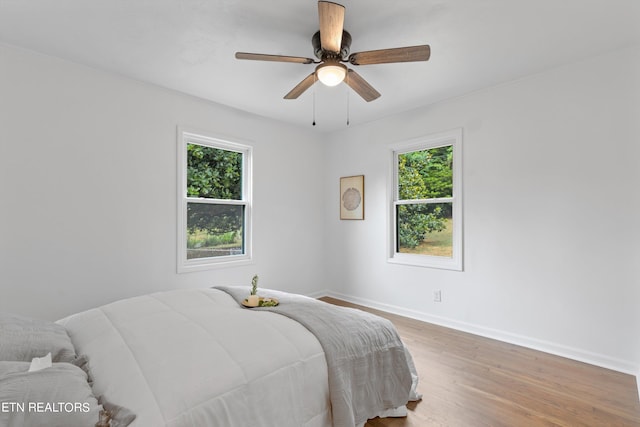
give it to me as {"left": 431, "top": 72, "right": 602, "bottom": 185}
{"left": 318, "top": 1, "right": 345, "bottom": 53}
{"left": 235, "top": 52, "right": 314, "bottom": 64}
{"left": 345, "top": 69, "right": 381, "bottom": 102}
{"left": 284, "top": 72, "right": 317, "bottom": 99}
{"left": 349, "top": 45, "right": 431, "bottom": 65}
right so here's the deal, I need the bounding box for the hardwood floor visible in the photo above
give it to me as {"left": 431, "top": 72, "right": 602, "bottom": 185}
{"left": 320, "top": 297, "right": 640, "bottom": 427}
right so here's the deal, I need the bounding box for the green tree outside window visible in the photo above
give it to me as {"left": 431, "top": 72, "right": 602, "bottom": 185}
{"left": 397, "top": 145, "right": 453, "bottom": 256}
{"left": 186, "top": 144, "right": 244, "bottom": 259}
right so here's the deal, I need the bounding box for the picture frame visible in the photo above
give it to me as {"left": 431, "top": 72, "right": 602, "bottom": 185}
{"left": 340, "top": 175, "right": 364, "bottom": 220}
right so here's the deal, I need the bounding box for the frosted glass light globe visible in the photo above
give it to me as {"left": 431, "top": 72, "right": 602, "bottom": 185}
{"left": 316, "top": 62, "right": 347, "bottom": 87}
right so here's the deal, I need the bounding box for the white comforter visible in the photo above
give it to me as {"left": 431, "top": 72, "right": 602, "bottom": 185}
{"left": 58, "top": 289, "right": 332, "bottom": 427}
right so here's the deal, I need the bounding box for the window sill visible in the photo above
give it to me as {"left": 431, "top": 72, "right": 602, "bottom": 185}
{"left": 177, "top": 256, "right": 253, "bottom": 273}
{"left": 388, "top": 253, "right": 463, "bottom": 271}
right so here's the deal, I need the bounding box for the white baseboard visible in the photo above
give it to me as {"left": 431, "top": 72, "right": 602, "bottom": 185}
{"left": 306, "top": 289, "right": 329, "bottom": 299}
{"left": 314, "top": 289, "right": 638, "bottom": 376}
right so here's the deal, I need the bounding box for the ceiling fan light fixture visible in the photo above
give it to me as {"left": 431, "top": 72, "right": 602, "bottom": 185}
{"left": 236, "top": 1, "right": 430, "bottom": 103}
{"left": 316, "top": 61, "right": 347, "bottom": 87}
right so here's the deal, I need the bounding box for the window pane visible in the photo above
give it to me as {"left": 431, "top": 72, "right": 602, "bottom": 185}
{"left": 397, "top": 202, "right": 452, "bottom": 257}
{"left": 187, "top": 203, "right": 244, "bottom": 259}
{"left": 398, "top": 145, "right": 453, "bottom": 200}
{"left": 187, "top": 143, "right": 242, "bottom": 199}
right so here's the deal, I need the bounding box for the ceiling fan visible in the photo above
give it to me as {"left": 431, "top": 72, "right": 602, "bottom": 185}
{"left": 235, "top": 1, "right": 431, "bottom": 102}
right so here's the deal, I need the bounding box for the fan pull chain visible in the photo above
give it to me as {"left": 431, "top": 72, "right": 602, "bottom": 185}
{"left": 312, "top": 74, "right": 317, "bottom": 126}
{"left": 346, "top": 77, "right": 350, "bottom": 126}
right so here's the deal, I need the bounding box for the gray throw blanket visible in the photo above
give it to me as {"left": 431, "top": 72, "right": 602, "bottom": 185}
{"left": 214, "top": 286, "right": 412, "bottom": 427}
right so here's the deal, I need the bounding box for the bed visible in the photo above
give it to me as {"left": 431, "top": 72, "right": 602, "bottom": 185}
{"left": 1, "top": 287, "right": 420, "bottom": 427}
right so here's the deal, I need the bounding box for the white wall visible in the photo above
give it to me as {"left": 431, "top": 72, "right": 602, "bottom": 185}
{"left": 322, "top": 47, "right": 640, "bottom": 373}
{"left": 636, "top": 133, "right": 640, "bottom": 396}
{"left": 0, "top": 44, "right": 326, "bottom": 320}
{"left": 1, "top": 41, "right": 639, "bottom": 378}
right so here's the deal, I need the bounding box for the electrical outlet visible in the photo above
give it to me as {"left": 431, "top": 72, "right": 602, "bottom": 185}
{"left": 434, "top": 290, "right": 442, "bottom": 302}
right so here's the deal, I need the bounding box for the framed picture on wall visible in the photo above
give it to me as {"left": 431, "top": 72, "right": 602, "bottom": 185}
{"left": 340, "top": 175, "right": 364, "bottom": 220}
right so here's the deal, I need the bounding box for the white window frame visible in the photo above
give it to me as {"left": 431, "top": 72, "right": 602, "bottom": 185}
{"left": 177, "top": 128, "right": 252, "bottom": 273}
{"left": 388, "top": 128, "right": 463, "bottom": 270}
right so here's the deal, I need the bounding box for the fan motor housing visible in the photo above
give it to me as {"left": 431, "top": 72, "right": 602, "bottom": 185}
{"left": 312, "top": 30, "right": 352, "bottom": 60}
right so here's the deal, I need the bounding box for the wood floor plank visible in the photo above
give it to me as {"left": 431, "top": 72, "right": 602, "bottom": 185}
{"left": 320, "top": 297, "right": 640, "bottom": 427}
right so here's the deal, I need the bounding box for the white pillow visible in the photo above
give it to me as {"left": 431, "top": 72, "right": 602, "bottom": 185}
{"left": 0, "top": 361, "right": 102, "bottom": 427}
{"left": 0, "top": 313, "right": 76, "bottom": 363}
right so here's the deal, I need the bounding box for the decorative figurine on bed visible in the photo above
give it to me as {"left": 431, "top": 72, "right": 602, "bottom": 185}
{"left": 242, "top": 274, "right": 279, "bottom": 307}
{"left": 246, "top": 274, "right": 260, "bottom": 307}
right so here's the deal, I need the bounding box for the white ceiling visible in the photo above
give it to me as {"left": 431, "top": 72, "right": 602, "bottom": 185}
{"left": 1, "top": 0, "right": 639, "bottom": 132}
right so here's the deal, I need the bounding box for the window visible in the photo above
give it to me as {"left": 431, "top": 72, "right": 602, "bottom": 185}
{"left": 177, "top": 129, "right": 252, "bottom": 272}
{"left": 389, "top": 129, "right": 462, "bottom": 270}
